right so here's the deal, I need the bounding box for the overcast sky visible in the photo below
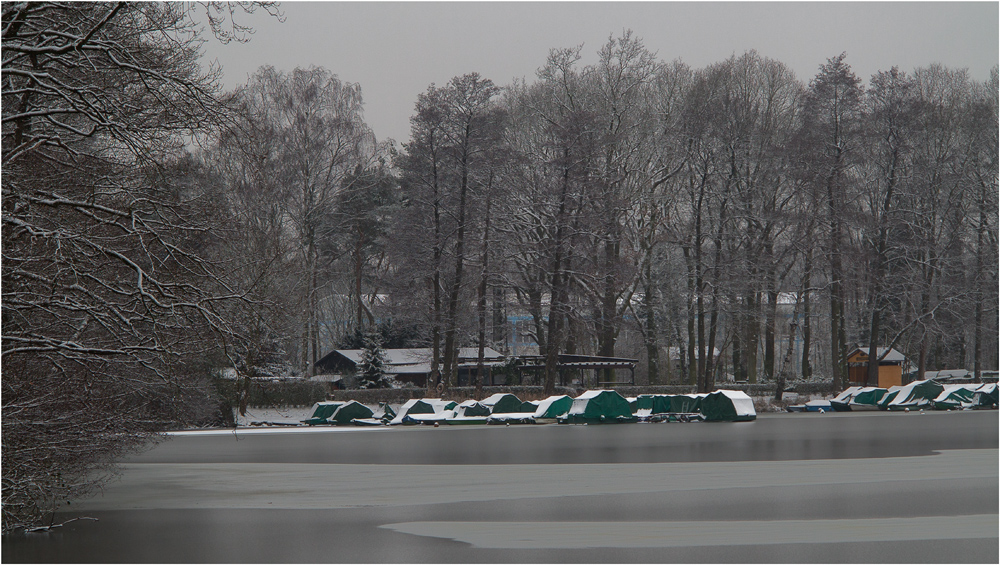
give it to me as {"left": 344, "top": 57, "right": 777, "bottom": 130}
{"left": 199, "top": 2, "right": 999, "bottom": 144}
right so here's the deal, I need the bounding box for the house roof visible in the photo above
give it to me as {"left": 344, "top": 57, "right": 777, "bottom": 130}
{"left": 847, "top": 347, "right": 906, "bottom": 363}
{"left": 316, "top": 347, "right": 504, "bottom": 375}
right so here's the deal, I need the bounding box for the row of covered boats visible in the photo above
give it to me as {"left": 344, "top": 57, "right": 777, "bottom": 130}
{"left": 791, "top": 380, "right": 999, "bottom": 412}
{"left": 299, "top": 389, "right": 757, "bottom": 427}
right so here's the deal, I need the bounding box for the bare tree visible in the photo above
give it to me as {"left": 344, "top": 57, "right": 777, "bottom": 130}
{"left": 393, "top": 75, "right": 501, "bottom": 389}
{"left": 437, "top": 74, "right": 502, "bottom": 388}
{"left": 969, "top": 67, "right": 999, "bottom": 382}
{"left": 1, "top": 1, "right": 277, "bottom": 533}
{"left": 798, "top": 53, "right": 864, "bottom": 390}
{"left": 858, "top": 67, "right": 915, "bottom": 385}
{"left": 228, "top": 66, "right": 382, "bottom": 376}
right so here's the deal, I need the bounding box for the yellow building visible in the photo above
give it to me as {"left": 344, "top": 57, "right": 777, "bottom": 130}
{"left": 846, "top": 347, "right": 905, "bottom": 388}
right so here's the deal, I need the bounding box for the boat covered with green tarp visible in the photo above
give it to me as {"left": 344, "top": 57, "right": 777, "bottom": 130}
{"left": 635, "top": 394, "right": 671, "bottom": 415}
{"left": 480, "top": 393, "right": 523, "bottom": 414}
{"left": 669, "top": 394, "right": 706, "bottom": 414}
{"left": 388, "top": 398, "right": 458, "bottom": 425}
{"left": 830, "top": 386, "right": 887, "bottom": 411}
{"left": 328, "top": 400, "right": 374, "bottom": 424}
{"left": 486, "top": 399, "right": 541, "bottom": 424}
{"left": 633, "top": 394, "right": 707, "bottom": 420}
{"left": 454, "top": 399, "right": 491, "bottom": 417}
{"left": 879, "top": 380, "right": 945, "bottom": 411}
{"left": 701, "top": 390, "right": 756, "bottom": 422}
{"left": 531, "top": 395, "right": 573, "bottom": 421}
{"left": 375, "top": 402, "right": 396, "bottom": 421}
{"left": 972, "top": 383, "right": 998, "bottom": 409}
{"left": 560, "top": 390, "right": 637, "bottom": 424}
{"left": 302, "top": 401, "right": 345, "bottom": 425}
{"left": 932, "top": 384, "right": 979, "bottom": 410}
{"left": 518, "top": 401, "right": 539, "bottom": 413}
{"left": 354, "top": 402, "right": 397, "bottom": 426}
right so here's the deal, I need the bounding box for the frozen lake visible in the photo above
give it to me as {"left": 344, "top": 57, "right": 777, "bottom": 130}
{"left": 4, "top": 411, "right": 998, "bottom": 563}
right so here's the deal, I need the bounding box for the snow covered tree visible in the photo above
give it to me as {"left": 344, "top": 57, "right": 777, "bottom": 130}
{"left": 357, "top": 333, "right": 391, "bottom": 389}
{"left": 1, "top": 1, "right": 279, "bottom": 534}
{"left": 392, "top": 73, "right": 503, "bottom": 390}
{"left": 798, "top": 53, "right": 864, "bottom": 390}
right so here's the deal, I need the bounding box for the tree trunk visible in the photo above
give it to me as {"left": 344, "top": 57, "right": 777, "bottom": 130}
{"left": 475, "top": 174, "right": 494, "bottom": 398}
{"left": 801, "top": 245, "right": 813, "bottom": 379}
{"left": 597, "top": 238, "right": 620, "bottom": 382}
{"left": 492, "top": 286, "right": 506, "bottom": 351}
{"left": 642, "top": 272, "right": 660, "bottom": 385}
{"left": 973, "top": 182, "right": 987, "bottom": 383}
{"left": 704, "top": 305, "right": 719, "bottom": 393}
{"left": 683, "top": 246, "right": 697, "bottom": 386}
{"left": 733, "top": 332, "right": 744, "bottom": 382}
{"left": 355, "top": 224, "right": 366, "bottom": 329}
{"left": 764, "top": 271, "right": 778, "bottom": 382}
{"left": 544, "top": 157, "right": 573, "bottom": 394}
{"left": 828, "top": 151, "right": 846, "bottom": 391}
{"left": 442, "top": 132, "right": 473, "bottom": 389}
{"left": 745, "top": 291, "right": 760, "bottom": 384}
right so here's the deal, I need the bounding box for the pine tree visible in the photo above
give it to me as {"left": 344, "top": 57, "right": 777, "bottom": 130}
{"left": 357, "top": 333, "right": 391, "bottom": 389}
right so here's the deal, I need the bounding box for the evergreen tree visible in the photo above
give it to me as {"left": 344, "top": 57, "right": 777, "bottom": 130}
{"left": 357, "top": 333, "right": 391, "bottom": 389}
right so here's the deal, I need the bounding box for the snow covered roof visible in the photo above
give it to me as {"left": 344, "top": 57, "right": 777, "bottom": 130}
{"left": 318, "top": 347, "right": 503, "bottom": 375}
{"left": 847, "top": 347, "right": 906, "bottom": 363}
{"left": 923, "top": 370, "right": 972, "bottom": 382}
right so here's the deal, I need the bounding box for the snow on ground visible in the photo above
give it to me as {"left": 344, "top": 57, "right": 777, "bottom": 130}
{"left": 235, "top": 406, "right": 315, "bottom": 426}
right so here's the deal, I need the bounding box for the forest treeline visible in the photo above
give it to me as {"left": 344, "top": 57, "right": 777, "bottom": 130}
{"left": 214, "top": 34, "right": 999, "bottom": 397}
{"left": 2, "top": 2, "right": 997, "bottom": 532}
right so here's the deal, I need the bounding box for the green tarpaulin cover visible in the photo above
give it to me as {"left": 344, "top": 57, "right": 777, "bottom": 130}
{"left": 532, "top": 395, "right": 573, "bottom": 419}
{"left": 302, "top": 401, "right": 344, "bottom": 425}
{"left": 879, "top": 388, "right": 901, "bottom": 407}
{"left": 389, "top": 398, "right": 458, "bottom": 425}
{"left": 480, "top": 393, "right": 523, "bottom": 414}
{"left": 668, "top": 394, "right": 705, "bottom": 414}
{"left": 701, "top": 390, "right": 756, "bottom": 422}
{"left": 329, "top": 400, "right": 374, "bottom": 424}
{"left": 561, "top": 390, "right": 637, "bottom": 424}
{"left": 376, "top": 402, "right": 396, "bottom": 421}
{"left": 879, "top": 380, "right": 944, "bottom": 410}
{"left": 972, "top": 383, "right": 998, "bottom": 408}
{"left": 635, "top": 394, "right": 705, "bottom": 415}
{"left": 636, "top": 394, "right": 673, "bottom": 415}
{"left": 831, "top": 387, "right": 888, "bottom": 411}
{"left": 456, "top": 400, "right": 491, "bottom": 417}
{"left": 933, "top": 385, "right": 978, "bottom": 410}
{"left": 518, "top": 401, "right": 539, "bottom": 413}
{"left": 852, "top": 388, "right": 887, "bottom": 406}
